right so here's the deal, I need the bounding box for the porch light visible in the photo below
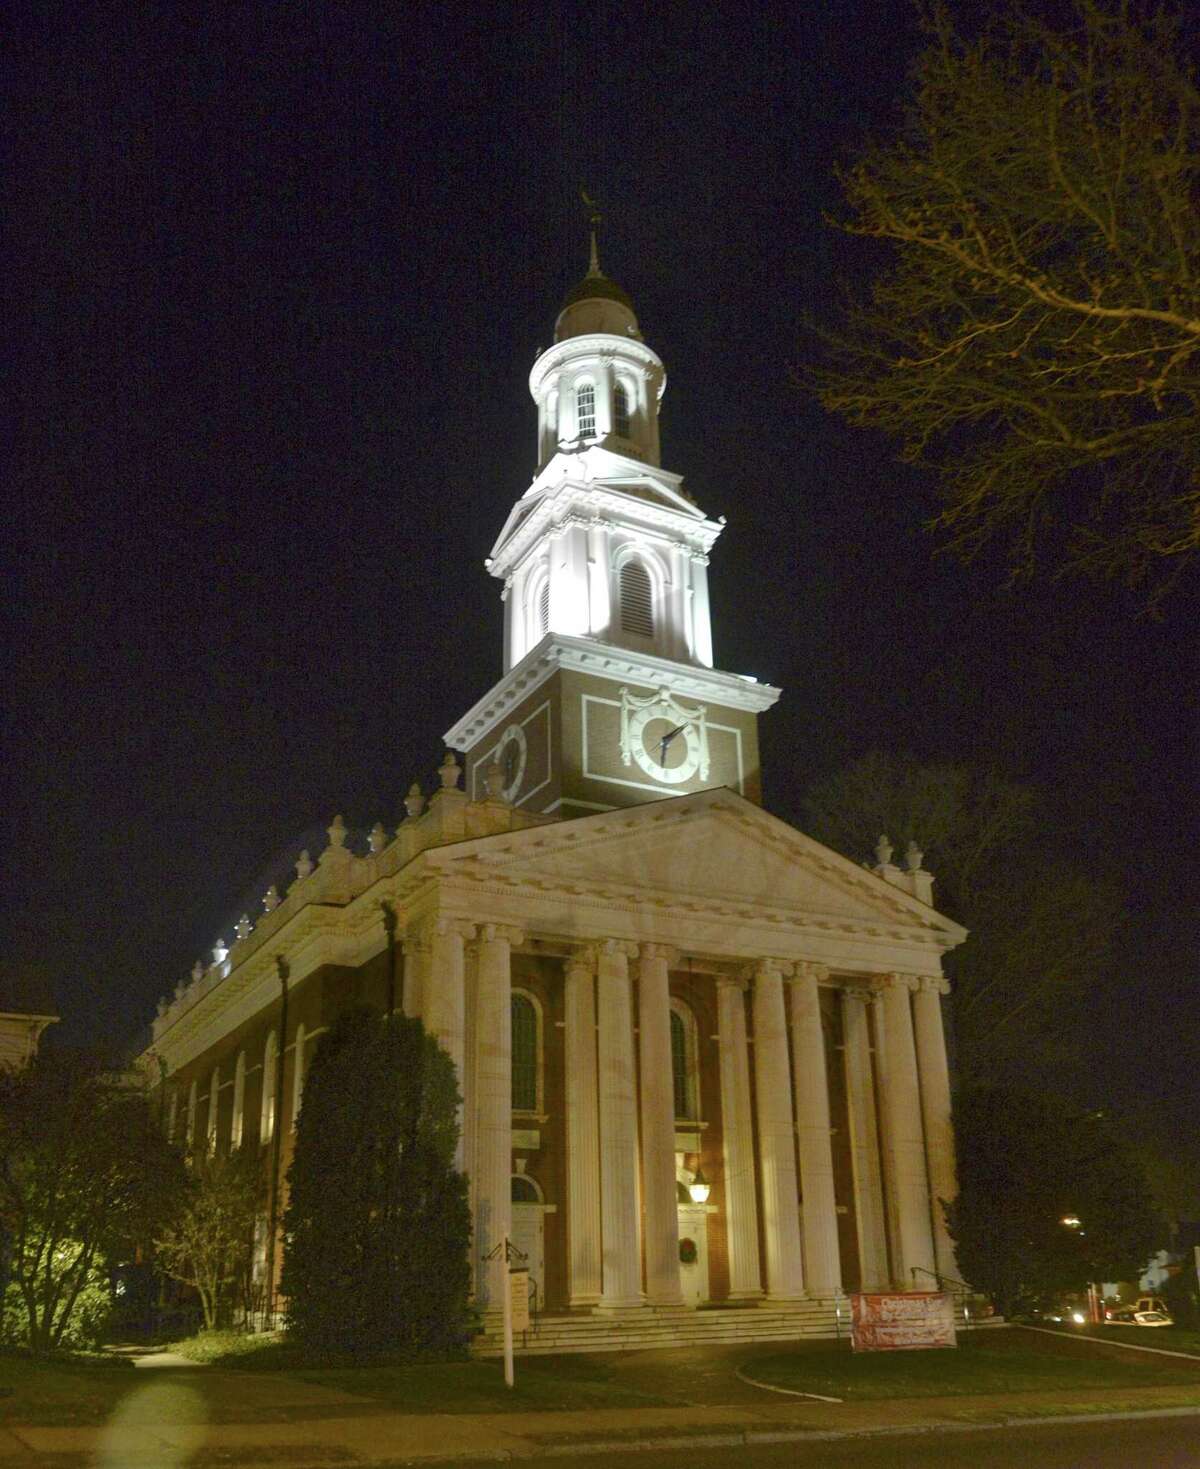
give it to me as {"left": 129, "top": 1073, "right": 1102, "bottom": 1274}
{"left": 688, "top": 1168, "right": 711, "bottom": 1205}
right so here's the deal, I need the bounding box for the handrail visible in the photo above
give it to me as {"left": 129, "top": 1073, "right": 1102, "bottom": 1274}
{"left": 910, "top": 1265, "right": 974, "bottom": 1294}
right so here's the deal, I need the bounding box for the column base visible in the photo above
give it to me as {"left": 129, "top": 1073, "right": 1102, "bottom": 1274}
{"left": 724, "top": 1289, "right": 765, "bottom": 1306}
{"left": 594, "top": 1298, "right": 648, "bottom": 1315}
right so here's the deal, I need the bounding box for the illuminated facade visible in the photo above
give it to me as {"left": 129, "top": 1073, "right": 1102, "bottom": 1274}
{"left": 145, "top": 246, "right": 965, "bottom": 1350}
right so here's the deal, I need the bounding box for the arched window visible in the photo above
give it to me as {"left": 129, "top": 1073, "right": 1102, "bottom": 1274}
{"left": 613, "top": 380, "right": 630, "bottom": 438}
{"left": 670, "top": 1002, "right": 700, "bottom": 1121}
{"left": 511, "top": 1174, "right": 541, "bottom": 1203}
{"left": 619, "top": 560, "right": 654, "bottom": 639}
{"left": 261, "top": 1031, "right": 277, "bottom": 1143}
{"left": 576, "top": 381, "right": 596, "bottom": 438}
{"left": 230, "top": 1051, "right": 246, "bottom": 1149}
{"left": 511, "top": 992, "right": 539, "bottom": 1112}
{"left": 291, "top": 1023, "right": 307, "bottom": 1130}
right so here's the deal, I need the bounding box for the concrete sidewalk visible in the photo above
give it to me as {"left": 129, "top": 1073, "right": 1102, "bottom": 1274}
{"left": 3, "top": 1378, "right": 1200, "bottom": 1465}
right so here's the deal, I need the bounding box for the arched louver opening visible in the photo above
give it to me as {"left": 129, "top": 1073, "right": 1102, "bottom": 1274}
{"left": 613, "top": 381, "right": 630, "bottom": 438}
{"left": 537, "top": 579, "right": 550, "bottom": 639}
{"left": 619, "top": 560, "right": 654, "bottom": 639}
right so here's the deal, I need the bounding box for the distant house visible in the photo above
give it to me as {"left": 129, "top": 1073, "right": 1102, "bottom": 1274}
{"left": 0, "top": 964, "right": 59, "bottom": 1069}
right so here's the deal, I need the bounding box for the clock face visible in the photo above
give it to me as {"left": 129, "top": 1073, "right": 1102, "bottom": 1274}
{"left": 628, "top": 705, "right": 703, "bottom": 784}
{"left": 496, "top": 723, "right": 528, "bottom": 801}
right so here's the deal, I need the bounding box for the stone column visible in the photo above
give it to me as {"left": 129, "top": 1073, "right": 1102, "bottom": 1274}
{"left": 788, "top": 963, "right": 842, "bottom": 1297}
{"left": 402, "top": 928, "right": 429, "bottom": 1022}
{"left": 717, "top": 977, "right": 763, "bottom": 1300}
{"left": 596, "top": 940, "right": 644, "bottom": 1310}
{"left": 913, "top": 975, "right": 959, "bottom": 1283}
{"left": 564, "top": 948, "right": 602, "bottom": 1306}
{"left": 842, "top": 989, "right": 889, "bottom": 1290}
{"left": 427, "top": 918, "right": 474, "bottom": 1169}
{"left": 751, "top": 959, "right": 805, "bottom": 1301}
{"left": 638, "top": 944, "right": 684, "bottom": 1305}
{"left": 877, "top": 973, "right": 937, "bottom": 1288}
{"left": 474, "top": 924, "right": 523, "bottom": 1319}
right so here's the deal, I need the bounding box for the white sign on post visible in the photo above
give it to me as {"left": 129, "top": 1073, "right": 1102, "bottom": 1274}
{"left": 510, "top": 1268, "right": 530, "bottom": 1333}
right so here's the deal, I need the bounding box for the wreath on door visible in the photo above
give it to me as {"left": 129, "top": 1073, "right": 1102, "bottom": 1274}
{"left": 679, "top": 1237, "right": 698, "bottom": 1265}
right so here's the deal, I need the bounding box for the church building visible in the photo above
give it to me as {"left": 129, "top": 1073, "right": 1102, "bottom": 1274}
{"left": 145, "top": 238, "right": 966, "bottom": 1351}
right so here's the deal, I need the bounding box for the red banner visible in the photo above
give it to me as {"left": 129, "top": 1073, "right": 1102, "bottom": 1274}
{"left": 850, "top": 1292, "right": 956, "bottom": 1351}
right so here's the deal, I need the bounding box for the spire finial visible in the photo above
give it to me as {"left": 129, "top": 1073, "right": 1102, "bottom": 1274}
{"left": 580, "top": 188, "right": 603, "bottom": 277}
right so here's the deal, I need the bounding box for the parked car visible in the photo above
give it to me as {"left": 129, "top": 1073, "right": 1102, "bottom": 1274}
{"left": 1104, "top": 1305, "right": 1174, "bottom": 1327}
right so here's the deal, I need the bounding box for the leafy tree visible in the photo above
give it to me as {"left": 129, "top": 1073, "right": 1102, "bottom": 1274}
{"left": 0, "top": 1049, "right": 185, "bottom": 1354}
{"left": 802, "top": 752, "right": 1118, "bottom": 1086}
{"left": 948, "top": 1085, "right": 1162, "bottom": 1315}
{"left": 281, "top": 1009, "right": 472, "bottom": 1356}
{"left": 156, "top": 1147, "right": 262, "bottom": 1330}
{"left": 804, "top": 1, "right": 1200, "bottom": 595}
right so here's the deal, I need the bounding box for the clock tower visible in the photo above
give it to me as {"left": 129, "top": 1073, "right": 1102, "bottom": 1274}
{"left": 444, "top": 231, "right": 780, "bottom": 816}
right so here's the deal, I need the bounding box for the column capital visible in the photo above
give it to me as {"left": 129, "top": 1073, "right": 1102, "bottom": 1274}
{"left": 877, "top": 971, "right": 919, "bottom": 993}
{"left": 478, "top": 923, "right": 524, "bottom": 949}
{"left": 917, "top": 974, "right": 951, "bottom": 996}
{"left": 599, "top": 938, "right": 638, "bottom": 961}
{"left": 565, "top": 945, "right": 597, "bottom": 977}
{"left": 743, "top": 956, "right": 793, "bottom": 983}
{"left": 715, "top": 974, "right": 749, "bottom": 993}
{"left": 842, "top": 986, "right": 876, "bottom": 1007}
{"left": 638, "top": 942, "right": 678, "bottom": 967}
{"left": 789, "top": 960, "right": 830, "bottom": 985}
{"left": 435, "top": 916, "right": 477, "bottom": 942}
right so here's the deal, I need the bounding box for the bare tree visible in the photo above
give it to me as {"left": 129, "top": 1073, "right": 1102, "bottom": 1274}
{"left": 156, "top": 1148, "right": 261, "bottom": 1331}
{"left": 804, "top": 1, "right": 1200, "bottom": 596}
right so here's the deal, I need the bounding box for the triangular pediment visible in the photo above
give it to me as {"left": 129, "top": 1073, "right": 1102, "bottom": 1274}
{"left": 436, "top": 790, "right": 965, "bottom": 941}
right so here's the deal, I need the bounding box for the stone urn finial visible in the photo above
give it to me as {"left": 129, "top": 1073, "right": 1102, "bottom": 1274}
{"left": 212, "top": 939, "right": 228, "bottom": 965}
{"left": 905, "top": 839, "right": 924, "bottom": 872}
{"left": 438, "top": 751, "right": 462, "bottom": 790}
{"left": 296, "top": 849, "right": 314, "bottom": 880}
{"left": 875, "top": 834, "right": 894, "bottom": 867}
{"left": 190, "top": 960, "right": 203, "bottom": 984}
{"left": 369, "top": 822, "right": 387, "bottom": 854}
{"left": 483, "top": 761, "right": 507, "bottom": 801}
{"left": 327, "top": 814, "right": 348, "bottom": 850}
{"left": 404, "top": 782, "right": 425, "bottom": 819}
{"left": 263, "top": 884, "right": 280, "bottom": 912}
{"left": 235, "top": 914, "right": 252, "bottom": 942}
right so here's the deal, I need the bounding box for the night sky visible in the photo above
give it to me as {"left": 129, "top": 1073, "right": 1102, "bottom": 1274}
{"left": 7, "top": 5, "right": 1197, "bottom": 1130}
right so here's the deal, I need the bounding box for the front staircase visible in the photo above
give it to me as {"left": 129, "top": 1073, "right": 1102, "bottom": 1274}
{"left": 475, "top": 1299, "right": 848, "bottom": 1356}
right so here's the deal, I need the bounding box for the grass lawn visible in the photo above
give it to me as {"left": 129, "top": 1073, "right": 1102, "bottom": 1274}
{"left": 0, "top": 1351, "right": 135, "bottom": 1427}
{"left": 167, "top": 1329, "right": 671, "bottom": 1412}
{"left": 1036, "top": 1323, "right": 1200, "bottom": 1357}
{"left": 743, "top": 1328, "right": 1200, "bottom": 1402}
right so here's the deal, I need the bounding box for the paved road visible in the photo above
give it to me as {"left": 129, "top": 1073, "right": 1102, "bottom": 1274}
{"left": 527, "top": 1414, "right": 1200, "bottom": 1467}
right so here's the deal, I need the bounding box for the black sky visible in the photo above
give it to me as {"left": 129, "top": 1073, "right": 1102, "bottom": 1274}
{"left": 6, "top": 3, "right": 1197, "bottom": 1127}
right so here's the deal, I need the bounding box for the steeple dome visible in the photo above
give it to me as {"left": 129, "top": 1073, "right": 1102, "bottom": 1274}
{"left": 555, "top": 217, "right": 641, "bottom": 343}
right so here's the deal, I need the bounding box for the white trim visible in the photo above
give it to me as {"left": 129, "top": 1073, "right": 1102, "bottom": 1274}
{"left": 443, "top": 632, "right": 779, "bottom": 751}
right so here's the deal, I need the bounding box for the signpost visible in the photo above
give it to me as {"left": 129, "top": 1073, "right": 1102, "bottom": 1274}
{"left": 850, "top": 1292, "right": 956, "bottom": 1351}
{"left": 483, "top": 1236, "right": 529, "bottom": 1388}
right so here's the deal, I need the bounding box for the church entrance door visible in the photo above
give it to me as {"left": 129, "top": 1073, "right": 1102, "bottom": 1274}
{"left": 676, "top": 1205, "right": 709, "bottom": 1307}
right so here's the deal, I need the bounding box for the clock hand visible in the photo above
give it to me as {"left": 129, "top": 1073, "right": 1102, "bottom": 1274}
{"left": 658, "top": 723, "right": 687, "bottom": 765}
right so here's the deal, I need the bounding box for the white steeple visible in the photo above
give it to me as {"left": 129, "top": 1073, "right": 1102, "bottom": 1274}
{"left": 487, "top": 225, "right": 724, "bottom": 674}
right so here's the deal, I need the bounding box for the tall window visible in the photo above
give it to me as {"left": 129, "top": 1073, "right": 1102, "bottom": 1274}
{"left": 670, "top": 1002, "right": 700, "bottom": 1121}
{"left": 512, "top": 992, "right": 538, "bottom": 1112}
{"left": 206, "top": 1064, "right": 220, "bottom": 1152}
{"left": 576, "top": 381, "right": 595, "bottom": 437}
{"left": 619, "top": 560, "right": 654, "bottom": 638}
{"left": 261, "top": 1030, "right": 277, "bottom": 1143}
{"left": 230, "top": 1051, "right": 246, "bottom": 1149}
{"left": 291, "top": 1023, "right": 307, "bottom": 1130}
{"left": 538, "top": 580, "right": 550, "bottom": 638}
{"left": 613, "top": 381, "right": 630, "bottom": 437}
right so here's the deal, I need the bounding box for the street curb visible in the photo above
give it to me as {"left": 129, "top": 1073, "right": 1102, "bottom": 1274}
{"left": 1017, "top": 1323, "right": 1200, "bottom": 1363}
{"left": 421, "top": 1402, "right": 1200, "bottom": 1462}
